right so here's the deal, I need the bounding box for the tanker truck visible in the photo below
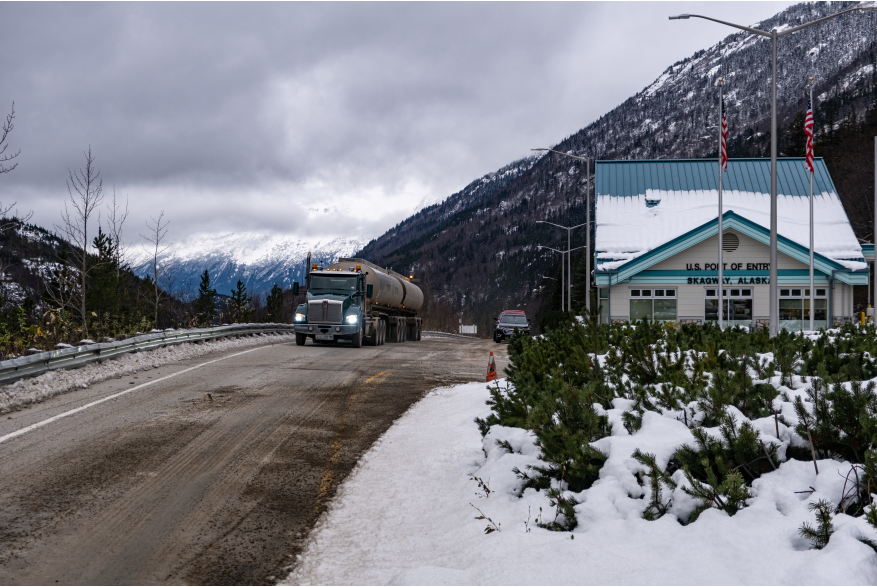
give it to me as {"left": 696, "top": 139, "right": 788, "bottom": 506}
{"left": 293, "top": 257, "right": 423, "bottom": 347}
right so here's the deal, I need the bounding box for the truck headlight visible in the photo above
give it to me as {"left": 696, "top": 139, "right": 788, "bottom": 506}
{"left": 295, "top": 313, "right": 306, "bottom": 322}
{"left": 345, "top": 314, "right": 358, "bottom": 324}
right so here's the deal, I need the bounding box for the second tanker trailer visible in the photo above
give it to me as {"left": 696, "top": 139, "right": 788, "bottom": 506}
{"left": 293, "top": 257, "right": 423, "bottom": 347}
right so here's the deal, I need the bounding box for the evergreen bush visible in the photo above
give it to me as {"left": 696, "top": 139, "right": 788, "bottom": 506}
{"left": 481, "top": 317, "right": 877, "bottom": 530}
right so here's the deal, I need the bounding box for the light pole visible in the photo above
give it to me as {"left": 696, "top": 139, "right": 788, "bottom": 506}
{"left": 808, "top": 77, "right": 815, "bottom": 332}
{"left": 670, "top": 5, "right": 873, "bottom": 337}
{"left": 539, "top": 245, "right": 587, "bottom": 312}
{"left": 533, "top": 148, "right": 592, "bottom": 314}
{"left": 537, "top": 220, "right": 587, "bottom": 312}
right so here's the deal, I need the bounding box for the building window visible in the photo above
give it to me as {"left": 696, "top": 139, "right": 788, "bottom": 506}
{"left": 705, "top": 289, "right": 753, "bottom": 327}
{"left": 598, "top": 289, "right": 609, "bottom": 324}
{"left": 629, "top": 289, "right": 677, "bottom": 322}
{"left": 780, "top": 289, "right": 827, "bottom": 331}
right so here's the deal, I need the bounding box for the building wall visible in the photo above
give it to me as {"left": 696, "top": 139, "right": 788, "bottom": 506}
{"left": 648, "top": 229, "right": 807, "bottom": 272}
{"left": 607, "top": 229, "right": 847, "bottom": 325}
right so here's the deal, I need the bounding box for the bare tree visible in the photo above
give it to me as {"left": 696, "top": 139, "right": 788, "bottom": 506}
{"left": 140, "top": 211, "right": 170, "bottom": 327}
{"left": 54, "top": 147, "right": 104, "bottom": 338}
{"left": 0, "top": 101, "right": 33, "bottom": 228}
{"left": 106, "top": 188, "right": 130, "bottom": 278}
{"left": 0, "top": 102, "right": 20, "bottom": 175}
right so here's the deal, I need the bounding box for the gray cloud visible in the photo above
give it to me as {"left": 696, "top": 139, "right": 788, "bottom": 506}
{"left": 1, "top": 1, "right": 795, "bottom": 246}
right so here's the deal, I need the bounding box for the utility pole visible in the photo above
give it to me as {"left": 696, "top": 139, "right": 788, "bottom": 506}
{"left": 717, "top": 78, "right": 725, "bottom": 330}
{"left": 808, "top": 78, "right": 815, "bottom": 332}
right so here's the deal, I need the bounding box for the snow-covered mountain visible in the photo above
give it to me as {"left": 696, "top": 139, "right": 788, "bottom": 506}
{"left": 563, "top": 1, "right": 877, "bottom": 160}
{"left": 135, "top": 234, "right": 365, "bottom": 296}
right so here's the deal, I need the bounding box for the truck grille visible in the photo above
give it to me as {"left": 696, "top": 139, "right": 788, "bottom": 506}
{"left": 308, "top": 300, "right": 343, "bottom": 324}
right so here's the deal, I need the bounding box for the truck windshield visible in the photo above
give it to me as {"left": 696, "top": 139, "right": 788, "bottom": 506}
{"left": 500, "top": 315, "right": 527, "bottom": 325}
{"left": 310, "top": 275, "right": 358, "bottom": 292}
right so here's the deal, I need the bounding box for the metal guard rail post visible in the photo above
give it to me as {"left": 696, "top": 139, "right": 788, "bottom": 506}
{"left": 0, "top": 323, "right": 296, "bottom": 386}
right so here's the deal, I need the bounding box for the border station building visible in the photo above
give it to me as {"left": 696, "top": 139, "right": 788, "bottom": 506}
{"left": 594, "top": 158, "right": 869, "bottom": 330}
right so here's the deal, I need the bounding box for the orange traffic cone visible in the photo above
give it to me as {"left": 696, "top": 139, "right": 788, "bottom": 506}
{"left": 486, "top": 352, "right": 498, "bottom": 382}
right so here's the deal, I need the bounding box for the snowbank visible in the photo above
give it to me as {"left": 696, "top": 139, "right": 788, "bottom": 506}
{"left": 0, "top": 333, "right": 294, "bottom": 413}
{"left": 288, "top": 379, "right": 877, "bottom": 586}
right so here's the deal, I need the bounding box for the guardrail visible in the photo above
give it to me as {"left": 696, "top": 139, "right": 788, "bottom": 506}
{"left": 422, "top": 330, "right": 479, "bottom": 339}
{"left": 0, "top": 323, "right": 296, "bottom": 386}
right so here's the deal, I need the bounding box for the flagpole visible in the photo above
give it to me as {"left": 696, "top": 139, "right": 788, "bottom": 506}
{"left": 718, "top": 78, "right": 724, "bottom": 330}
{"left": 809, "top": 77, "right": 815, "bottom": 332}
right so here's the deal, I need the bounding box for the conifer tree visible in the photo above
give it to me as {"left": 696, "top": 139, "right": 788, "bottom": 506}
{"left": 193, "top": 270, "right": 217, "bottom": 326}
{"left": 265, "top": 283, "right": 283, "bottom": 323}
{"left": 799, "top": 499, "right": 835, "bottom": 549}
{"left": 632, "top": 449, "right": 677, "bottom": 520}
{"left": 570, "top": 253, "right": 591, "bottom": 315}
{"left": 229, "top": 279, "right": 253, "bottom": 324}
{"left": 87, "top": 226, "right": 122, "bottom": 331}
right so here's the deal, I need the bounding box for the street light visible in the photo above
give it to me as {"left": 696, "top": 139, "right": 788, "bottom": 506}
{"left": 539, "top": 244, "right": 587, "bottom": 312}
{"left": 537, "top": 220, "right": 587, "bottom": 312}
{"left": 670, "top": 5, "right": 874, "bottom": 337}
{"left": 533, "top": 148, "right": 592, "bottom": 314}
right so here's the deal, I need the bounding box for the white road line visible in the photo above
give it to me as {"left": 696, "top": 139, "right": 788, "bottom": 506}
{"left": 0, "top": 344, "right": 281, "bottom": 445}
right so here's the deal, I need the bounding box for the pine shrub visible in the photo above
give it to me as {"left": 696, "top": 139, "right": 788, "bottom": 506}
{"left": 799, "top": 499, "right": 835, "bottom": 549}
{"left": 482, "top": 317, "right": 877, "bottom": 531}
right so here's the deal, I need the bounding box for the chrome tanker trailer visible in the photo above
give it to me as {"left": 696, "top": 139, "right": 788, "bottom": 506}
{"left": 293, "top": 257, "right": 423, "bottom": 347}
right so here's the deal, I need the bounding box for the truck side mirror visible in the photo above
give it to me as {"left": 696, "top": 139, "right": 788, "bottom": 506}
{"left": 292, "top": 281, "right": 299, "bottom": 295}
{"left": 366, "top": 283, "right": 373, "bottom": 298}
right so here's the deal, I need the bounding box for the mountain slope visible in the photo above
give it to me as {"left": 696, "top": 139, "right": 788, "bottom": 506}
{"left": 358, "top": 1, "right": 877, "bottom": 332}
{"left": 0, "top": 219, "right": 69, "bottom": 309}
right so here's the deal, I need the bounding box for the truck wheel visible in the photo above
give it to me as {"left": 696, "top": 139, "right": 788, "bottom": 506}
{"left": 380, "top": 321, "right": 386, "bottom": 345}
{"left": 400, "top": 323, "right": 407, "bottom": 342}
{"left": 351, "top": 329, "right": 362, "bottom": 348}
{"left": 295, "top": 333, "right": 307, "bottom": 346}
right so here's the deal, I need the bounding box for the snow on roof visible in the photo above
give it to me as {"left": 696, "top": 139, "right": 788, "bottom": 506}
{"left": 595, "top": 159, "right": 865, "bottom": 272}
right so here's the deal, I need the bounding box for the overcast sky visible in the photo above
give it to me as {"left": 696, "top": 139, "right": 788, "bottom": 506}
{"left": 1, "top": 1, "right": 796, "bottom": 249}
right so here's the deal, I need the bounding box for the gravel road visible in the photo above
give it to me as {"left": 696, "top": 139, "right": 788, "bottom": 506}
{"left": 0, "top": 335, "right": 508, "bottom": 585}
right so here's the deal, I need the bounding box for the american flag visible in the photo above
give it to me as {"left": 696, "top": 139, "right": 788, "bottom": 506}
{"left": 720, "top": 98, "right": 728, "bottom": 171}
{"left": 804, "top": 99, "right": 815, "bottom": 173}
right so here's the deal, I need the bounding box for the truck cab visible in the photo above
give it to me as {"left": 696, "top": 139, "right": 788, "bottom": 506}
{"left": 294, "top": 258, "right": 423, "bottom": 348}
{"left": 294, "top": 265, "right": 367, "bottom": 347}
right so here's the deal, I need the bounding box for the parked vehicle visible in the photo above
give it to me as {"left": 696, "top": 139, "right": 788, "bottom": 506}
{"left": 293, "top": 257, "right": 422, "bottom": 347}
{"left": 493, "top": 310, "right": 530, "bottom": 343}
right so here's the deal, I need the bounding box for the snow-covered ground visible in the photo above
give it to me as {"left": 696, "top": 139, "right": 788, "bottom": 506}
{"left": 0, "top": 333, "right": 294, "bottom": 414}
{"left": 288, "top": 379, "right": 877, "bottom": 586}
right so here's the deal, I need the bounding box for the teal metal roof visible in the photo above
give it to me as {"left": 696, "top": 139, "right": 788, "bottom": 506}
{"left": 595, "top": 158, "right": 837, "bottom": 198}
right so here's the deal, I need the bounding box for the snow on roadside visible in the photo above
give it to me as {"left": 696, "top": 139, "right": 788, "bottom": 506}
{"left": 0, "top": 333, "right": 294, "bottom": 414}
{"left": 287, "top": 379, "right": 877, "bottom": 586}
